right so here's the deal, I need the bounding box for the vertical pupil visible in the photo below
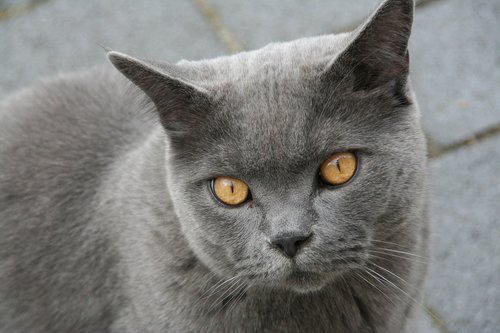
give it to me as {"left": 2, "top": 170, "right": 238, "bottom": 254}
{"left": 335, "top": 159, "right": 341, "bottom": 172}
{"left": 230, "top": 181, "right": 234, "bottom": 193}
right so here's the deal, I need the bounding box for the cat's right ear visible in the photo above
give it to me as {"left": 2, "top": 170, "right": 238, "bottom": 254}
{"left": 107, "top": 51, "right": 211, "bottom": 137}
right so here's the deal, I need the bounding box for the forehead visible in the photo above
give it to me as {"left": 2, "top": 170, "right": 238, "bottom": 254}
{"left": 226, "top": 75, "right": 316, "bottom": 161}
{"left": 210, "top": 77, "right": 349, "bottom": 179}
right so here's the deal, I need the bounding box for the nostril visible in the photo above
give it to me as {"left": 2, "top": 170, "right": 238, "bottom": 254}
{"left": 274, "top": 243, "right": 285, "bottom": 252}
{"left": 270, "top": 234, "right": 312, "bottom": 258}
{"left": 295, "top": 236, "right": 309, "bottom": 247}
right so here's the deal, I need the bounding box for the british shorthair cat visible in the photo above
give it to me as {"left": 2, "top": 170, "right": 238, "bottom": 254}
{"left": 0, "top": 0, "right": 429, "bottom": 332}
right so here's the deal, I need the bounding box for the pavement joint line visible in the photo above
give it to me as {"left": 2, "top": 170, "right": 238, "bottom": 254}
{"left": 192, "top": 0, "right": 244, "bottom": 54}
{"left": 428, "top": 123, "right": 500, "bottom": 159}
{"left": 0, "top": 0, "right": 50, "bottom": 20}
{"left": 415, "top": 0, "right": 447, "bottom": 9}
{"left": 424, "top": 301, "right": 451, "bottom": 333}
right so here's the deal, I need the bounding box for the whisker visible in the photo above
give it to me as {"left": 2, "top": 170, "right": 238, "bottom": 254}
{"left": 345, "top": 255, "right": 401, "bottom": 309}
{"left": 370, "top": 239, "right": 413, "bottom": 249}
{"left": 219, "top": 284, "right": 241, "bottom": 316}
{"left": 208, "top": 277, "right": 244, "bottom": 314}
{"left": 371, "top": 247, "right": 429, "bottom": 260}
{"left": 367, "top": 260, "right": 417, "bottom": 292}
{"left": 200, "top": 274, "right": 241, "bottom": 300}
{"left": 213, "top": 279, "right": 247, "bottom": 318}
{"left": 226, "top": 282, "right": 252, "bottom": 316}
{"left": 365, "top": 267, "right": 412, "bottom": 303}
{"left": 368, "top": 250, "right": 428, "bottom": 265}
{"left": 363, "top": 267, "right": 447, "bottom": 329}
{"left": 353, "top": 271, "right": 397, "bottom": 307}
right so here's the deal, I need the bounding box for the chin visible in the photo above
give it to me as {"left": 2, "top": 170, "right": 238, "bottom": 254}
{"left": 283, "top": 271, "right": 332, "bottom": 294}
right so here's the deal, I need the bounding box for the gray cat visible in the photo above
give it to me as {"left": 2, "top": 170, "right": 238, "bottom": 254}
{"left": 0, "top": 0, "right": 429, "bottom": 332}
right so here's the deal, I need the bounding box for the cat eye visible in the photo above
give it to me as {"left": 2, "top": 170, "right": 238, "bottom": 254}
{"left": 210, "top": 176, "right": 250, "bottom": 206}
{"left": 319, "top": 152, "right": 357, "bottom": 186}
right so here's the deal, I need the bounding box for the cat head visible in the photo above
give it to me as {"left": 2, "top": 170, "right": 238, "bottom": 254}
{"left": 109, "top": 0, "right": 426, "bottom": 293}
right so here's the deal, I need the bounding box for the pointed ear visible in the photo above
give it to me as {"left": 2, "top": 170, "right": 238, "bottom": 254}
{"left": 329, "top": 0, "right": 414, "bottom": 95}
{"left": 107, "top": 51, "right": 211, "bottom": 136}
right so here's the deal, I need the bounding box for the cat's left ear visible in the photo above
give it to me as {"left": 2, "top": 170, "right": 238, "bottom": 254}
{"left": 107, "top": 51, "right": 212, "bottom": 138}
{"left": 327, "top": 0, "right": 414, "bottom": 96}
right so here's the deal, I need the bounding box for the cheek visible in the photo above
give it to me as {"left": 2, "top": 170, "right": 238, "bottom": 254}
{"left": 347, "top": 160, "right": 396, "bottom": 216}
{"left": 311, "top": 163, "right": 396, "bottom": 240}
{"left": 178, "top": 185, "right": 267, "bottom": 268}
{"left": 314, "top": 184, "right": 391, "bottom": 225}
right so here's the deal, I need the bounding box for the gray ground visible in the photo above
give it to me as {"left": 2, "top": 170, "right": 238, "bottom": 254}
{"left": 1, "top": 0, "right": 499, "bottom": 332}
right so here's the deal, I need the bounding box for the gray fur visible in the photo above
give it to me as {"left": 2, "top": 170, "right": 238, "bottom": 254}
{"left": 0, "top": 0, "right": 429, "bottom": 332}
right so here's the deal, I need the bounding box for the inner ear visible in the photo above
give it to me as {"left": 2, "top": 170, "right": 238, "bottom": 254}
{"left": 107, "top": 51, "right": 213, "bottom": 137}
{"left": 326, "top": 0, "right": 414, "bottom": 99}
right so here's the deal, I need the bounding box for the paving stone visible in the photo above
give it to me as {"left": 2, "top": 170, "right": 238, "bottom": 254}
{"left": 205, "top": 0, "right": 382, "bottom": 49}
{"left": 426, "top": 136, "right": 500, "bottom": 333}
{"left": 0, "top": 0, "right": 227, "bottom": 97}
{"left": 0, "top": 0, "right": 38, "bottom": 8}
{"left": 0, "top": 0, "right": 28, "bottom": 9}
{"left": 411, "top": 0, "right": 500, "bottom": 147}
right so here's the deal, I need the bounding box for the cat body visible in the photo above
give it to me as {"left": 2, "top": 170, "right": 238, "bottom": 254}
{"left": 0, "top": 0, "right": 429, "bottom": 332}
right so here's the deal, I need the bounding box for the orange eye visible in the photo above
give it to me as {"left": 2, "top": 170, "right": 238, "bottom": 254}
{"left": 319, "top": 152, "right": 357, "bottom": 186}
{"left": 211, "top": 176, "right": 250, "bottom": 206}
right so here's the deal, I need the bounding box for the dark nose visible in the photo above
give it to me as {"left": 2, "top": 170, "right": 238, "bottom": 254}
{"left": 271, "top": 234, "right": 312, "bottom": 258}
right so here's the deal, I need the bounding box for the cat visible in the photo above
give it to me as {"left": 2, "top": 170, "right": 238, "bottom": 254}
{"left": 0, "top": 0, "right": 429, "bottom": 332}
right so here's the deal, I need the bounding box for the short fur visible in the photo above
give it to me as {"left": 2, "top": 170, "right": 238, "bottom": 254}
{"left": 0, "top": 0, "right": 429, "bottom": 332}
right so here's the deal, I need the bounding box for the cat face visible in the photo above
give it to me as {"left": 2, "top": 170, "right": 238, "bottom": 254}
{"left": 109, "top": 0, "right": 425, "bottom": 292}
{"left": 164, "top": 64, "right": 425, "bottom": 292}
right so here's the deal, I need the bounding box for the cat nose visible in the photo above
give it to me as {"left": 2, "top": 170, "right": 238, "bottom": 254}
{"left": 270, "top": 233, "right": 312, "bottom": 258}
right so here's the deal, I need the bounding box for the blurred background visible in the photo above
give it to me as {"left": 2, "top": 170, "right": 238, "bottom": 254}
{"left": 1, "top": 0, "right": 498, "bottom": 332}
